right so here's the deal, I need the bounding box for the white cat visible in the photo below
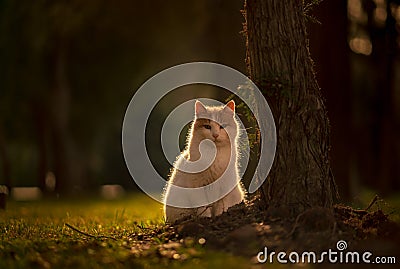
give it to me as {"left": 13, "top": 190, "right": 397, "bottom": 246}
{"left": 163, "top": 100, "right": 245, "bottom": 223}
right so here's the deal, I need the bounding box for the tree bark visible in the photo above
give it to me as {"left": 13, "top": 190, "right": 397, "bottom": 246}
{"left": 243, "top": 0, "right": 338, "bottom": 217}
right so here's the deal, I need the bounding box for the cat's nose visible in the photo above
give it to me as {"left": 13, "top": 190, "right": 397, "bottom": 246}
{"left": 213, "top": 133, "right": 219, "bottom": 138}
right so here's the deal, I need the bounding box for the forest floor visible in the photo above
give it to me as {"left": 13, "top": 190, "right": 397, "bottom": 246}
{"left": 0, "top": 192, "right": 399, "bottom": 269}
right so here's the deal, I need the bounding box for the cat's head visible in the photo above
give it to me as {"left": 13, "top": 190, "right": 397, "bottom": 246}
{"left": 192, "top": 100, "right": 238, "bottom": 146}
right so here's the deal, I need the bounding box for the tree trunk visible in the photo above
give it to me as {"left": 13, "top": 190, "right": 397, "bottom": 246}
{"left": 49, "top": 37, "right": 81, "bottom": 195}
{"left": 0, "top": 125, "right": 11, "bottom": 193}
{"left": 33, "top": 103, "right": 49, "bottom": 194}
{"left": 376, "top": 0, "right": 398, "bottom": 194}
{"left": 243, "top": 0, "right": 338, "bottom": 217}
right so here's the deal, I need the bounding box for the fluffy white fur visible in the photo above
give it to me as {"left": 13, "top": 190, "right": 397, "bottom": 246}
{"left": 163, "top": 100, "right": 245, "bottom": 223}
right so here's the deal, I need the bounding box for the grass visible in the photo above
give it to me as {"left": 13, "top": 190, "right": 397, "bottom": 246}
{"left": 1, "top": 190, "right": 398, "bottom": 269}
{"left": 348, "top": 188, "right": 400, "bottom": 223}
{"left": 0, "top": 194, "right": 252, "bottom": 269}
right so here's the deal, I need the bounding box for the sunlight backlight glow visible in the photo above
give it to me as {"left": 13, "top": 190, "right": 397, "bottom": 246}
{"left": 348, "top": 0, "right": 367, "bottom": 24}
{"left": 349, "top": 36, "right": 373, "bottom": 56}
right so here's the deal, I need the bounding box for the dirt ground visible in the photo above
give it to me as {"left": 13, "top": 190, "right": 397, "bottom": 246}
{"left": 166, "top": 195, "right": 400, "bottom": 268}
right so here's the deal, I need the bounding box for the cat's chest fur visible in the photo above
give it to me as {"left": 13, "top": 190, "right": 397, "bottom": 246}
{"left": 188, "top": 146, "right": 232, "bottom": 185}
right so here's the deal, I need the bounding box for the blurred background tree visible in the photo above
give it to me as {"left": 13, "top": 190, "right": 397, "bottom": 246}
{"left": 0, "top": 0, "right": 399, "bottom": 199}
{"left": 309, "top": 0, "right": 400, "bottom": 200}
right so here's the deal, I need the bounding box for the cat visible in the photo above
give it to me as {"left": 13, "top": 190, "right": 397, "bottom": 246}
{"left": 163, "top": 100, "right": 245, "bottom": 223}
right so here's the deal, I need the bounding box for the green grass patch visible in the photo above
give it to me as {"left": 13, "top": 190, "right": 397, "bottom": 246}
{"left": 348, "top": 188, "right": 400, "bottom": 223}
{"left": 1, "top": 191, "right": 398, "bottom": 268}
{"left": 0, "top": 194, "right": 253, "bottom": 269}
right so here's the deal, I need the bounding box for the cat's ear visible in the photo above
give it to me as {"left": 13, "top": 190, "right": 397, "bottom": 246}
{"left": 223, "top": 100, "right": 235, "bottom": 115}
{"left": 195, "top": 100, "right": 207, "bottom": 116}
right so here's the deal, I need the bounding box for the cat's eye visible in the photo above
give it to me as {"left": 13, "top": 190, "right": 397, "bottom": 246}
{"left": 220, "top": 124, "right": 227, "bottom": 129}
{"left": 204, "top": 124, "right": 211, "bottom": 129}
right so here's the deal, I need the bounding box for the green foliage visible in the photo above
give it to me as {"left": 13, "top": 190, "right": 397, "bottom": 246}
{"left": 225, "top": 87, "right": 259, "bottom": 150}
{"left": 225, "top": 74, "right": 290, "bottom": 150}
{"left": 257, "top": 73, "right": 292, "bottom": 99}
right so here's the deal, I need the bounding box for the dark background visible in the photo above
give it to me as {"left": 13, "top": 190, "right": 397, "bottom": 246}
{"left": 0, "top": 0, "right": 399, "bottom": 201}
